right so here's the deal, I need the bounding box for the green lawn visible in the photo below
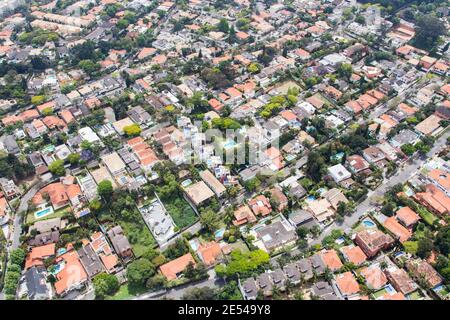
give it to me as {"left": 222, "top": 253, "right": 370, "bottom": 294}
{"left": 416, "top": 207, "right": 438, "bottom": 225}
{"left": 119, "top": 219, "right": 157, "bottom": 258}
{"left": 107, "top": 283, "right": 147, "bottom": 300}
{"left": 403, "top": 241, "right": 418, "bottom": 255}
{"left": 162, "top": 196, "right": 198, "bottom": 229}
{"left": 26, "top": 206, "right": 70, "bottom": 224}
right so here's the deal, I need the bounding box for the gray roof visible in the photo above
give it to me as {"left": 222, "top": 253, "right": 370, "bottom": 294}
{"left": 256, "top": 221, "right": 298, "bottom": 251}
{"left": 312, "top": 281, "right": 336, "bottom": 298}
{"left": 77, "top": 244, "right": 104, "bottom": 278}
{"left": 310, "top": 253, "right": 326, "bottom": 275}
{"left": 25, "top": 266, "right": 50, "bottom": 300}
{"left": 283, "top": 262, "right": 301, "bottom": 283}
{"left": 241, "top": 278, "right": 258, "bottom": 299}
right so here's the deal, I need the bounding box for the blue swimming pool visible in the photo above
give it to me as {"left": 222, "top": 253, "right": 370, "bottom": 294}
{"left": 35, "top": 207, "right": 54, "bottom": 219}
{"left": 362, "top": 219, "right": 375, "bottom": 227}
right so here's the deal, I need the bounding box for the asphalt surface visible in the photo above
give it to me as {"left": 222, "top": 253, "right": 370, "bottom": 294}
{"left": 312, "top": 129, "right": 450, "bottom": 245}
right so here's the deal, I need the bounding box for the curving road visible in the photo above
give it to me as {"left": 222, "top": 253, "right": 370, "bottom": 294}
{"left": 312, "top": 129, "right": 450, "bottom": 245}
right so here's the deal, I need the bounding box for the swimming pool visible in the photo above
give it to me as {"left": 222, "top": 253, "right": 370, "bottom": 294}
{"left": 215, "top": 228, "right": 225, "bottom": 240}
{"left": 35, "top": 207, "right": 54, "bottom": 219}
{"left": 362, "top": 219, "right": 375, "bottom": 227}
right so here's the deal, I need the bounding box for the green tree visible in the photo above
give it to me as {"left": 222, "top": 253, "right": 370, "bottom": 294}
{"left": 48, "top": 159, "right": 65, "bottom": 176}
{"left": 413, "top": 14, "right": 446, "bottom": 49}
{"left": 97, "top": 180, "right": 113, "bottom": 201}
{"left": 199, "top": 209, "right": 220, "bottom": 233}
{"left": 93, "top": 273, "right": 119, "bottom": 299}
{"left": 126, "top": 258, "right": 155, "bottom": 287}
{"left": 67, "top": 153, "right": 80, "bottom": 165}
{"left": 9, "top": 248, "right": 26, "bottom": 266}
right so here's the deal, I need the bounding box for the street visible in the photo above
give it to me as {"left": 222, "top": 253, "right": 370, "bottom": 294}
{"left": 312, "top": 129, "right": 450, "bottom": 245}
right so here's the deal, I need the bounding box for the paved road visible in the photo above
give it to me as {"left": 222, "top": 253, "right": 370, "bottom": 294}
{"left": 11, "top": 181, "right": 44, "bottom": 249}
{"left": 134, "top": 269, "right": 222, "bottom": 300}
{"left": 312, "top": 129, "right": 450, "bottom": 245}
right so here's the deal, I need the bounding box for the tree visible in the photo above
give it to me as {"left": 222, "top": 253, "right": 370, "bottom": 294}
{"left": 31, "top": 95, "right": 45, "bottom": 105}
{"left": 97, "top": 180, "right": 113, "bottom": 201}
{"left": 306, "top": 151, "right": 325, "bottom": 182}
{"left": 401, "top": 143, "right": 416, "bottom": 156}
{"left": 435, "top": 226, "right": 450, "bottom": 256}
{"left": 337, "top": 63, "right": 353, "bottom": 79}
{"left": 223, "top": 249, "right": 270, "bottom": 277}
{"left": 78, "top": 59, "right": 100, "bottom": 75}
{"left": 126, "top": 258, "right": 155, "bottom": 287}
{"left": 146, "top": 274, "right": 167, "bottom": 290}
{"left": 67, "top": 153, "right": 80, "bottom": 165}
{"left": 9, "top": 248, "right": 26, "bottom": 266}
{"left": 199, "top": 209, "right": 220, "bottom": 233}
{"left": 48, "top": 159, "right": 65, "bottom": 176}
{"left": 123, "top": 124, "right": 142, "bottom": 137}
{"left": 93, "top": 273, "right": 119, "bottom": 299}
{"left": 413, "top": 14, "right": 446, "bottom": 49}
{"left": 417, "top": 238, "right": 433, "bottom": 259}
{"left": 182, "top": 287, "right": 216, "bottom": 300}
{"left": 217, "top": 18, "right": 229, "bottom": 33}
{"left": 247, "top": 62, "right": 261, "bottom": 74}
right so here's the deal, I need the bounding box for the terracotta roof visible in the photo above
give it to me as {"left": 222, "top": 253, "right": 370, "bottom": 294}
{"left": 360, "top": 265, "right": 387, "bottom": 290}
{"left": 159, "top": 253, "right": 196, "bottom": 280}
{"left": 320, "top": 249, "right": 343, "bottom": 271}
{"left": 383, "top": 217, "right": 412, "bottom": 243}
{"left": 197, "top": 242, "right": 222, "bottom": 266}
{"left": 395, "top": 207, "right": 420, "bottom": 228}
{"left": 341, "top": 245, "right": 367, "bottom": 265}
{"left": 335, "top": 272, "right": 360, "bottom": 296}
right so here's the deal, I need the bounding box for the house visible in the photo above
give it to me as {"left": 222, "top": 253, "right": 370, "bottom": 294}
{"left": 112, "top": 117, "right": 135, "bottom": 135}
{"left": 254, "top": 220, "right": 298, "bottom": 252}
{"left": 327, "top": 164, "right": 351, "bottom": 183}
{"left": 77, "top": 243, "right": 105, "bottom": 278}
{"left": 384, "top": 266, "right": 417, "bottom": 295}
{"left": 240, "top": 278, "right": 258, "bottom": 300}
{"left": 54, "top": 248, "right": 88, "bottom": 296}
{"left": 23, "top": 266, "right": 51, "bottom": 300}
{"left": 199, "top": 170, "right": 226, "bottom": 198}
{"left": 323, "top": 188, "right": 348, "bottom": 211}
{"left": 248, "top": 195, "right": 272, "bottom": 217}
{"left": 307, "top": 198, "right": 334, "bottom": 223}
{"left": 311, "top": 281, "right": 340, "bottom": 300}
{"left": 335, "top": 272, "right": 360, "bottom": 298}
{"left": 107, "top": 226, "right": 133, "bottom": 261}
{"left": 340, "top": 245, "right": 367, "bottom": 266}
{"left": 283, "top": 262, "right": 302, "bottom": 284}
{"left": 320, "top": 249, "right": 343, "bottom": 272}
{"left": 256, "top": 273, "right": 273, "bottom": 297}
{"left": 413, "top": 184, "right": 450, "bottom": 216}
{"left": 383, "top": 217, "right": 412, "bottom": 243}
{"left": 346, "top": 155, "right": 370, "bottom": 174}
{"left": 406, "top": 259, "right": 442, "bottom": 289}
{"left": 0, "top": 178, "right": 19, "bottom": 200}
{"left": 159, "top": 253, "right": 196, "bottom": 280}
{"left": 101, "top": 152, "right": 127, "bottom": 177}
{"left": 183, "top": 181, "right": 215, "bottom": 207}
{"left": 360, "top": 265, "right": 387, "bottom": 290}
{"left": 25, "top": 243, "right": 56, "bottom": 270}
{"left": 288, "top": 209, "right": 317, "bottom": 229}
{"left": 197, "top": 241, "right": 222, "bottom": 266}
{"left": 233, "top": 205, "right": 257, "bottom": 226}
{"left": 269, "top": 187, "right": 288, "bottom": 212}
{"left": 362, "top": 147, "right": 386, "bottom": 166}
{"left": 354, "top": 229, "right": 394, "bottom": 258}
{"left": 395, "top": 207, "right": 420, "bottom": 229}
{"left": 415, "top": 115, "right": 443, "bottom": 136}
